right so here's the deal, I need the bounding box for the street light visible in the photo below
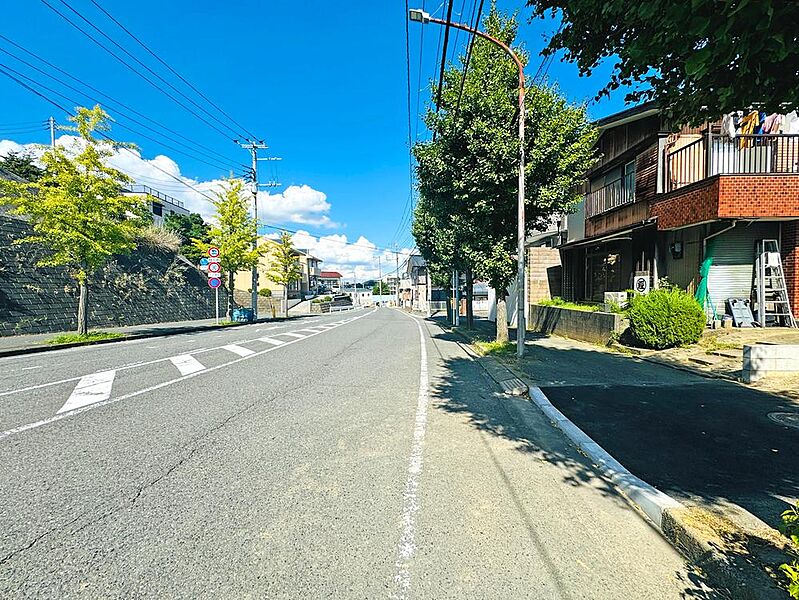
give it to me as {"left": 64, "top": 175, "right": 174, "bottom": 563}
{"left": 408, "top": 9, "right": 527, "bottom": 357}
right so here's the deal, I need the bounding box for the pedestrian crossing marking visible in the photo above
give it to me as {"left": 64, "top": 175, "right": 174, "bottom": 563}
{"left": 58, "top": 370, "right": 116, "bottom": 414}
{"left": 170, "top": 354, "right": 206, "bottom": 376}
{"left": 280, "top": 332, "right": 306, "bottom": 339}
{"left": 222, "top": 344, "right": 255, "bottom": 357}
{"left": 258, "top": 337, "right": 285, "bottom": 346}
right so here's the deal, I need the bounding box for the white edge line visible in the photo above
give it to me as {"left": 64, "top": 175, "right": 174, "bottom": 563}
{"left": 392, "top": 310, "right": 430, "bottom": 598}
{"left": 0, "top": 309, "right": 377, "bottom": 441}
{"left": 528, "top": 385, "right": 681, "bottom": 529}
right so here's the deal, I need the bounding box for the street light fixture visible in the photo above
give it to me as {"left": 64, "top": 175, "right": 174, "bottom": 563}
{"left": 408, "top": 9, "right": 527, "bottom": 357}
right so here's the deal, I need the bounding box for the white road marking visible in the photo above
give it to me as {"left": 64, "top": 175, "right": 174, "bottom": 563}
{"left": 20, "top": 366, "right": 43, "bottom": 371}
{"left": 0, "top": 309, "right": 377, "bottom": 441}
{"left": 58, "top": 370, "right": 116, "bottom": 414}
{"left": 392, "top": 314, "right": 430, "bottom": 598}
{"left": 258, "top": 337, "right": 285, "bottom": 346}
{"left": 222, "top": 344, "right": 255, "bottom": 357}
{"left": 279, "top": 332, "right": 306, "bottom": 339}
{"left": 169, "top": 354, "right": 206, "bottom": 376}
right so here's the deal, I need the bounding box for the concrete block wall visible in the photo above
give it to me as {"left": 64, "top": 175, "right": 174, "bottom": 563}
{"left": 528, "top": 304, "right": 627, "bottom": 345}
{"left": 742, "top": 343, "right": 799, "bottom": 383}
{"left": 527, "top": 247, "right": 561, "bottom": 303}
{"left": 0, "top": 215, "right": 230, "bottom": 336}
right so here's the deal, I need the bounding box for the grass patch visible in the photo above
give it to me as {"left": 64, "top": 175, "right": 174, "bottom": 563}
{"left": 213, "top": 320, "right": 238, "bottom": 327}
{"left": 699, "top": 334, "right": 743, "bottom": 354}
{"left": 473, "top": 339, "right": 514, "bottom": 356}
{"left": 537, "top": 297, "right": 601, "bottom": 312}
{"left": 46, "top": 331, "right": 125, "bottom": 345}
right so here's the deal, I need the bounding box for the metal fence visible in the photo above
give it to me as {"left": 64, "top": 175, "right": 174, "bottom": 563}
{"left": 665, "top": 133, "right": 799, "bottom": 192}
{"left": 585, "top": 171, "right": 635, "bottom": 218}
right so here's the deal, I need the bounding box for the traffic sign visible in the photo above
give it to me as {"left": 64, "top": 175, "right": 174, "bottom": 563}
{"left": 208, "top": 246, "right": 220, "bottom": 258}
{"left": 208, "top": 277, "right": 222, "bottom": 289}
{"left": 207, "top": 256, "right": 221, "bottom": 263}
{"left": 208, "top": 262, "right": 221, "bottom": 274}
{"left": 199, "top": 258, "right": 209, "bottom": 266}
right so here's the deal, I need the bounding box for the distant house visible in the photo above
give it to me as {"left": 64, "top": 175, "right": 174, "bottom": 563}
{"left": 122, "top": 184, "right": 189, "bottom": 226}
{"left": 319, "top": 271, "right": 343, "bottom": 292}
{"left": 237, "top": 242, "right": 323, "bottom": 300}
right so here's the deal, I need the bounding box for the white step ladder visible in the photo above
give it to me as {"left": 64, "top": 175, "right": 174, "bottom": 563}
{"left": 754, "top": 239, "right": 797, "bottom": 327}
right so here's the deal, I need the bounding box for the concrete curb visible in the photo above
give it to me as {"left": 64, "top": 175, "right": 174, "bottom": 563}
{"left": 0, "top": 315, "right": 310, "bottom": 359}
{"left": 436, "top": 322, "right": 784, "bottom": 599}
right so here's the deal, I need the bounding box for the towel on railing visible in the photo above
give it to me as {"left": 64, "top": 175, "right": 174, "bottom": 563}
{"left": 738, "top": 111, "right": 760, "bottom": 148}
{"left": 762, "top": 113, "right": 783, "bottom": 134}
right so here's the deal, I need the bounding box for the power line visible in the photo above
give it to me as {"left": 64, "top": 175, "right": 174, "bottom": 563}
{"left": 39, "top": 0, "right": 242, "bottom": 141}
{"left": 0, "top": 60, "right": 238, "bottom": 173}
{"left": 0, "top": 63, "right": 221, "bottom": 206}
{"left": 450, "top": 0, "right": 485, "bottom": 128}
{"left": 434, "top": 0, "right": 455, "bottom": 110}
{"left": 88, "top": 0, "right": 257, "bottom": 141}
{"left": 0, "top": 33, "right": 242, "bottom": 168}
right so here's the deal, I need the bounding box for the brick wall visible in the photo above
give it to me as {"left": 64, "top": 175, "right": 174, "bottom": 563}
{"left": 782, "top": 220, "right": 799, "bottom": 319}
{"left": 652, "top": 175, "right": 799, "bottom": 230}
{"left": 0, "top": 215, "right": 231, "bottom": 336}
{"left": 527, "top": 247, "right": 561, "bottom": 303}
{"left": 651, "top": 178, "right": 720, "bottom": 229}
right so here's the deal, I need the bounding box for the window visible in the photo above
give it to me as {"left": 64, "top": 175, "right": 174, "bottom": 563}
{"left": 623, "top": 160, "right": 636, "bottom": 199}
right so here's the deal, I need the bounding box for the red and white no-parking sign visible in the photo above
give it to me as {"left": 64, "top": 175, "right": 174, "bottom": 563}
{"left": 208, "top": 262, "right": 221, "bottom": 274}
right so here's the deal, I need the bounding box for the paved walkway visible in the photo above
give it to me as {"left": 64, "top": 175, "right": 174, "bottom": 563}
{"left": 440, "top": 315, "right": 799, "bottom": 531}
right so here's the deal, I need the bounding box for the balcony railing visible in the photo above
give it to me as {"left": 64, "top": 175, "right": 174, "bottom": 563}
{"left": 585, "top": 172, "right": 635, "bottom": 218}
{"left": 665, "top": 133, "right": 799, "bottom": 192}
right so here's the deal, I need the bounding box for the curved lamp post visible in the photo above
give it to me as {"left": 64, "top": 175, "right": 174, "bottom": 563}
{"left": 409, "top": 9, "right": 527, "bottom": 357}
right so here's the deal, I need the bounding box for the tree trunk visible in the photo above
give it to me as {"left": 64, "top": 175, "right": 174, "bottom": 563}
{"left": 283, "top": 287, "right": 288, "bottom": 318}
{"left": 227, "top": 271, "right": 235, "bottom": 320}
{"left": 77, "top": 279, "right": 88, "bottom": 335}
{"left": 496, "top": 294, "right": 509, "bottom": 343}
{"left": 466, "top": 268, "right": 474, "bottom": 330}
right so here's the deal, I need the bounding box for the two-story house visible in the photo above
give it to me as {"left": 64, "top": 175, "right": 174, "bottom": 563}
{"left": 559, "top": 102, "right": 799, "bottom": 324}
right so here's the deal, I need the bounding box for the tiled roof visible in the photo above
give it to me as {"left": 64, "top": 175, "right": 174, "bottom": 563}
{"left": 320, "top": 271, "right": 343, "bottom": 278}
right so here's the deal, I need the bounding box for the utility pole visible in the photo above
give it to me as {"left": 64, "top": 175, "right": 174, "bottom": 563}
{"left": 377, "top": 255, "right": 382, "bottom": 297}
{"left": 48, "top": 116, "right": 56, "bottom": 148}
{"left": 426, "top": 265, "right": 432, "bottom": 318}
{"left": 237, "top": 139, "right": 280, "bottom": 320}
{"left": 354, "top": 270, "right": 358, "bottom": 306}
{"left": 395, "top": 247, "right": 400, "bottom": 308}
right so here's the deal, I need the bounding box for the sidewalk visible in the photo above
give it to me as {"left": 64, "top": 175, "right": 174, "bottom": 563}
{"left": 439, "top": 315, "right": 798, "bottom": 594}
{"left": 0, "top": 314, "right": 303, "bottom": 357}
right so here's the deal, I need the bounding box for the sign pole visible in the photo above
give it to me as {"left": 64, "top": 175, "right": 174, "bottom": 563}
{"left": 215, "top": 286, "right": 219, "bottom": 325}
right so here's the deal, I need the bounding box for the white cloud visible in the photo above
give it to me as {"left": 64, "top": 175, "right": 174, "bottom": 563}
{"left": 288, "top": 229, "right": 414, "bottom": 281}
{"left": 0, "top": 136, "right": 337, "bottom": 227}
{"left": 0, "top": 135, "right": 414, "bottom": 280}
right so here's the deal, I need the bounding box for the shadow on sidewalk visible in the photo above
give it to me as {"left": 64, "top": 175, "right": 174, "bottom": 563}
{"left": 425, "top": 335, "right": 728, "bottom": 598}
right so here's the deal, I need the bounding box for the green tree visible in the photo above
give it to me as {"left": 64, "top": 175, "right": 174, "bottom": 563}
{"left": 266, "top": 230, "right": 303, "bottom": 317}
{"left": 0, "top": 151, "right": 45, "bottom": 182}
{"left": 528, "top": 0, "right": 799, "bottom": 124}
{"left": 193, "top": 179, "right": 265, "bottom": 319}
{"left": 0, "top": 105, "right": 149, "bottom": 335}
{"left": 413, "top": 7, "right": 597, "bottom": 342}
{"left": 372, "top": 281, "right": 390, "bottom": 295}
{"left": 163, "top": 212, "right": 210, "bottom": 263}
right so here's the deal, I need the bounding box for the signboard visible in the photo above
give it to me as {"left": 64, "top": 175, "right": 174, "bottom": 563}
{"left": 208, "top": 277, "right": 222, "bottom": 289}
{"left": 208, "top": 246, "right": 220, "bottom": 258}
{"left": 199, "top": 258, "right": 209, "bottom": 266}
{"left": 633, "top": 275, "right": 650, "bottom": 295}
{"left": 207, "top": 262, "right": 221, "bottom": 274}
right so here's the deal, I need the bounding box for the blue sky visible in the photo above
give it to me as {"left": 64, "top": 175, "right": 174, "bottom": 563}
{"left": 0, "top": 0, "right": 628, "bottom": 278}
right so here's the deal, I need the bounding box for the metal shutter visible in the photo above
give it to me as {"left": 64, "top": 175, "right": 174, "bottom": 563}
{"left": 707, "top": 222, "right": 779, "bottom": 316}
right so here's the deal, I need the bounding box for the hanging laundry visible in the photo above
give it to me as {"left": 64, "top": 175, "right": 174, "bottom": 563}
{"left": 762, "top": 113, "right": 783, "bottom": 134}
{"left": 755, "top": 111, "right": 767, "bottom": 134}
{"left": 721, "top": 113, "right": 737, "bottom": 139}
{"left": 785, "top": 111, "right": 799, "bottom": 134}
{"left": 738, "top": 110, "right": 760, "bottom": 148}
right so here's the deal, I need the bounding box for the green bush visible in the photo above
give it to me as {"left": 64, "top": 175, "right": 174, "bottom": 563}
{"left": 258, "top": 288, "right": 272, "bottom": 297}
{"left": 627, "top": 288, "right": 705, "bottom": 349}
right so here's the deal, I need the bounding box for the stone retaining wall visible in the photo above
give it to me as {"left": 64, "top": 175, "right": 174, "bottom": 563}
{"left": 528, "top": 304, "right": 628, "bottom": 345}
{"left": 0, "top": 214, "right": 230, "bottom": 336}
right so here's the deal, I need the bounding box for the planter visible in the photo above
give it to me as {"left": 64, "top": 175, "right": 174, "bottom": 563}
{"left": 529, "top": 304, "right": 628, "bottom": 345}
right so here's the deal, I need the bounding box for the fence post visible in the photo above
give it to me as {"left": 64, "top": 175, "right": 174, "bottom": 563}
{"left": 705, "top": 131, "right": 713, "bottom": 179}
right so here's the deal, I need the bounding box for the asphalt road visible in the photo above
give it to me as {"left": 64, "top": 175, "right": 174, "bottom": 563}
{"left": 0, "top": 308, "right": 716, "bottom": 598}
